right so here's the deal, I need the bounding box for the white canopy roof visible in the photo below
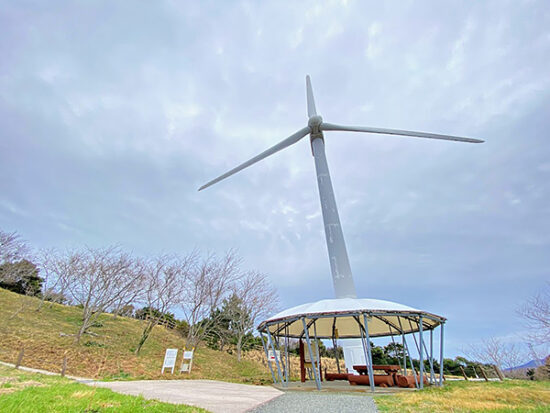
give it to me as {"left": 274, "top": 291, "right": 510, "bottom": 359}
{"left": 257, "top": 298, "right": 445, "bottom": 339}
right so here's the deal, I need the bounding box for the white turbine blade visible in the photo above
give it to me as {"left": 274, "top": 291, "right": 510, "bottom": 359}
{"left": 321, "top": 122, "right": 483, "bottom": 143}
{"left": 306, "top": 75, "right": 317, "bottom": 118}
{"left": 198, "top": 126, "right": 311, "bottom": 191}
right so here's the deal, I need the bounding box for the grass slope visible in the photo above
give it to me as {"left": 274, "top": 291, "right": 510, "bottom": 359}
{"left": 0, "top": 364, "right": 207, "bottom": 412}
{"left": 375, "top": 380, "right": 550, "bottom": 412}
{"left": 0, "top": 288, "right": 271, "bottom": 383}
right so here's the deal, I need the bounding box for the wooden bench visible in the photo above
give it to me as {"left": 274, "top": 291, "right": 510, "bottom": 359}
{"left": 353, "top": 364, "right": 401, "bottom": 375}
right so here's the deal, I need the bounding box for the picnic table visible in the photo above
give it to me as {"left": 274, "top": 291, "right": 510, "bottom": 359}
{"left": 353, "top": 364, "right": 400, "bottom": 375}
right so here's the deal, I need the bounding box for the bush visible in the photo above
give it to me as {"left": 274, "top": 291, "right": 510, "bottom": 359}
{"left": 0, "top": 260, "right": 43, "bottom": 297}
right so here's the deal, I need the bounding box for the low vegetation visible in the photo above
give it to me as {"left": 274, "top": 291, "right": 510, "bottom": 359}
{"left": 0, "top": 364, "right": 207, "bottom": 412}
{"left": 375, "top": 380, "right": 550, "bottom": 412}
{"left": 0, "top": 288, "right": 271, "bottom": 383}
{"left": 1, "top": 230, "right": 279, "bottom": 365}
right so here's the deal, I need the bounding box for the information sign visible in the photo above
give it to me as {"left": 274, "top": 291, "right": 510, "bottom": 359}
{"left": 161, "top": 348, "right": 178, "bottom": 374}
{"left": 180, "top": 349, "right": 194, "bottom": 373}
{"left": 268, "top": 349, "right": 280, "bottom": 361}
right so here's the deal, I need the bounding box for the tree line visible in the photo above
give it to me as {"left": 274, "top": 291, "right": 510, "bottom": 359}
{"left": 0, "top": 229, "right": 278, "bottom": 359}
{"left": 2, "top": 228, "right": 547, "bottom": 376}
{"left": 291, "top": 340, "right": 498, "bottom": 378}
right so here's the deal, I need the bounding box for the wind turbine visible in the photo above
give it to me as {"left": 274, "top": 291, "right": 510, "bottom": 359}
{"left": 199, "top": 76, "right": 483, "bottom": 300}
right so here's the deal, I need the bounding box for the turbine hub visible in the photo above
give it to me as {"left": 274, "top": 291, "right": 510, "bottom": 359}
{"left": 309, "top": 115, "right": 324, "bottom": 155}
{"left": 308, "top": 115, "right": 323, "bottom": 134}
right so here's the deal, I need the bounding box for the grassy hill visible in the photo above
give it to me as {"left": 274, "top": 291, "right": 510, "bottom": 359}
{"left": 0, "top": 288, "right": 271, "bottom": 383}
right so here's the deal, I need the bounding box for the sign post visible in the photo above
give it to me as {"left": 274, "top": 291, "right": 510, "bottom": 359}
{"left": 180, "top": 348, "right": 195, "bottom": 373}
{"left": 161, "top": 349, "right": 178, "bottom": 374}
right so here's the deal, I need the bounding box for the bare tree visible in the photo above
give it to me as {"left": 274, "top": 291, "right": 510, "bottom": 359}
{"left": 0, "top": 230, "right": 30, "bottom": 264}
{"left": 181, "top": 250, "right": 242, "bottom": 347}
{"left": 228, "top": 271, "right": 279, "bottom": 361}
{"left": 0, "top": 230, "right": 31, "bottom": 284}
{"left": 465, "top": 337, "right": 526, "bottom": 378}
{"left": 534, "top": 356, "right": 550, "bottom": 380}
{"left": 1, "top": 230, "right": 40, "bottom": 319}
{"left": 52, "top": 246, "right": 145, "bottom": 343}
{"left": 134, "top": 253, "right": 195, "bottom": 355}
{"left": 517, "top": 283, "right": 550, "bottom": 346}
{"left": 525, "top": 342, "right": 550, "bottom": 380}
{"left": 109, "top": 257, "right": 148, "bottom": 319}
{"left": 35, "top": 248, "right": 69, "bottom": 311}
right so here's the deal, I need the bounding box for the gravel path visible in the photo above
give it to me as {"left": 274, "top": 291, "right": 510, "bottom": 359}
{"left": 250, "top": 392, "right": 378, "bottom": 413}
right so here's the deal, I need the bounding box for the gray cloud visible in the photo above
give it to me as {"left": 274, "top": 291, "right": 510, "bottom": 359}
{"left": 1, "top": 0, "right": 549, "bottom": 357}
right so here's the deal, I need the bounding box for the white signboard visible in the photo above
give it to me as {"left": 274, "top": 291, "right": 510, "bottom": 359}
{"left": 180, "top": 350, "right": 194, "bottom": 373}
{"left": 268, "top": 349, "right": 280, "bottom": 361}
{"left": 161, "top": 348, "right": 178, "bottom": 374}
{"left": 342, "top": 341, "right": 366, "bottom": 373}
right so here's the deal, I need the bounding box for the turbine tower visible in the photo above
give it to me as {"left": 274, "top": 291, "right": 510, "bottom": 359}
{"left": 199, "top": 76, "right": 482, "bottom": 299}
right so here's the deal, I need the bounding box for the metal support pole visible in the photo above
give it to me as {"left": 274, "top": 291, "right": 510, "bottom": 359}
{"left": 408, "top": 319, "right": 421, "bottom": 355}
{"left": 266, "top": 329, "right": 284, "bottom": 386}
{"left": 273, "top": 328, "right": 287, "bottom": 384}
{"left": 403, "top": 334, "right": 419, "bottom": 388}
{"left": 398, "top": 317, "right": 406, "bottom": 375}
{"left": 313, "top": 321, "right": 321, "bottom": 381}
{"left": 430, "top": 329, "right": 434, "bottom": 384}
{"left": 272, "top": 325, "right": 283, "bottom": 377}
{"left": 362, "top": 314, "right": 375, "bottom": 392}
{"left": 285, "top": 326, "right": 290, "bottom": 384}
{"left": 332, "top": 317, "right": 341, "bottom": 374}
{"left": 419, "top": 315, "right": 424, "bottom": 389}
{"left": 277, "top": 328, "right": 285, "bottom": 383}
{"left": 358, "top": 319, "right": 371, "bottom": 390}
{"left": 260, "top": 331, "right": 276, "bottom": 384}
{"left": 439, "top": 323, "right": 445, "bottom": 386}
{"left": 402, "top": 330, "right": 407, "bottom": 375}
{"left": 420, "top": 330, "right": 435, "bottom": 384}
{"left": 274, "top": 330, "right": 288, "bottom": 384}
{"left": 302, "top": 318, "right": 321, "bottom": 390}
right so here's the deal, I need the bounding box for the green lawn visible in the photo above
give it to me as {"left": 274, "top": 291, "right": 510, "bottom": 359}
{"left": 0, "top": 365, "right": 208, "bottom": 412}
{"left": 374, "top": 380, "right": 550, "bottom": 412}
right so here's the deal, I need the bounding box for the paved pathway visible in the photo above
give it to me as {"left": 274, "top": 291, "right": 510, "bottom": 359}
{"left": 90, "top": 379, "right": 283, "bottom": 413}
{"left": 251, "top": 392, "right": 378, "bottom": 413}
{"left": 2, "top": 361, "right": 378, "bottom": 412}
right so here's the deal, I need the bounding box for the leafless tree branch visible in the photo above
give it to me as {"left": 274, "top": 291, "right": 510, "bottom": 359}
{"left": 517, "top": 283, "right": 550, "bottom": 345}
{"left": 134, "top": 252, "right": 196, "bottom": 355}
{"left": 47, "top": 246, "right": 145, "bottom": 343}
{"left": 181, "top": 250, "right": 242, "bottom": 347}
{"left": 229, "top": 271, "right": 279, "bottom": 360}
{"left": 0, "top": 230, "right": 32, "bottom": 284}
{"left": 464, "top": 337, "right": 526, "bottom": 378}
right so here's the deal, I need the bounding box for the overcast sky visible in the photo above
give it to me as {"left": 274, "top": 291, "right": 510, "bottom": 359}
{"left": 1, "top": 0, "right": 549, "bottom": 358}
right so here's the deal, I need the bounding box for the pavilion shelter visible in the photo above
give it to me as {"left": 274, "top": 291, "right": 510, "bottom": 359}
{"left": 257, "top": 298, "right": 446, "bottom": 391}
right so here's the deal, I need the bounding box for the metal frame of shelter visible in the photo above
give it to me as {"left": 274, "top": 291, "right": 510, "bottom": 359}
{"left": 257, "top": 303, "right": 446, "bottom": 392}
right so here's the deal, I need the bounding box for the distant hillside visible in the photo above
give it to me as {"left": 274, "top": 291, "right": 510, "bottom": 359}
{"left": 505, "top": 357, "right": 548, "bottom": 371}
{"left": 0, "top": 288, "right": 271, "bottom": 383}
